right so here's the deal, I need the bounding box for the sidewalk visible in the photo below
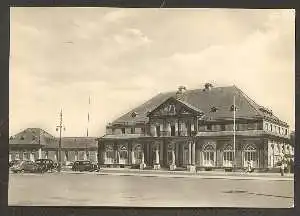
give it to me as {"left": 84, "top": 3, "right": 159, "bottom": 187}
{"left": 63, "top": 168, "right": 294, "bottom": 181}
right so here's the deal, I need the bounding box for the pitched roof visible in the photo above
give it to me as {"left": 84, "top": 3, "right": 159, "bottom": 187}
{"left": 112, "top": 85, "right": 288, "bottom": 126}
{"left": 10, "top": 128, "right": 98, "bottom": 149}
{"left": 9, "top": 128, "right": 56, "bottom": 145}
{"left": 46, "top": 137, "right": 98, "bottom": 149}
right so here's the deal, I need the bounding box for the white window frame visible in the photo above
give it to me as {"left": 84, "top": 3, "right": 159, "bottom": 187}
{"left": 203, "top": 144, "right": 215, "bottom": 167}
{"left": 223, "top": 144, "right": 234, "bottom": 167}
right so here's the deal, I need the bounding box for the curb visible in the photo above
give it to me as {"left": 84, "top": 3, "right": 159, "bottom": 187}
{"left": 63, "top": 171, "right": 293, "bottom": 181}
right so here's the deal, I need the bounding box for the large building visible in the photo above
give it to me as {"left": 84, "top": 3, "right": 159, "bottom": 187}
{"left": 98, "top": 84, "right": 294, "bottom": 171}
{"left": 9, "top": 128, "right": 98, "bottom": 164}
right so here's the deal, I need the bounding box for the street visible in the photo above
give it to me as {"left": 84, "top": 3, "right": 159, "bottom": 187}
{"left": 8, "top": 172, "right": 294, "bottom": 207}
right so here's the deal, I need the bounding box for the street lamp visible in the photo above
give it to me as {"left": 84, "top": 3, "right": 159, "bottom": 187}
{"left": 56, "top": 109, "right": 66, "bottom": 172}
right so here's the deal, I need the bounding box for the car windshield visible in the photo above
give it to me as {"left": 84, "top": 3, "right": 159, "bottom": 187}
{"left": 80, "top": 161, "right": 90, "bottom": 165}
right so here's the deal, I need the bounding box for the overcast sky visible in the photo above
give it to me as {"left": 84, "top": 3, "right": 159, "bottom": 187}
{"left": 10, "top": 8, "right": 295, "bottom": 137}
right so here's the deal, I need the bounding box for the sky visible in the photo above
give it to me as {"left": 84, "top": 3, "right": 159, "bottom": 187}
{"left": 10, "top": 8, "right": 295, "bottom": 137}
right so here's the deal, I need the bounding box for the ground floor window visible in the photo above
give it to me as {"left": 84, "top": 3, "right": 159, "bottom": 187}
{"left": 119, "top": 146, "right": 128, "bottom": 159}
{"left": 105, "top": 148, "right": 114, "bottom": 164}
{"left": 23, "top": 152, "right": 30, "bottom": 160}
{"left": 223, "top": 144, "right": 234, "bottom": 167}
{"left": 203, "top": 144, "right": 215, "bottom": 166}
{"left": 244, "top": 144, "right": 257, "bottom": 167}
{"left": 134, "top": 145, "right": 143, "bottom": 163}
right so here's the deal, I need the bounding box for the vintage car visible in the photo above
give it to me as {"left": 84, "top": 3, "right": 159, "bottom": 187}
{"left": 35, "top": 159, "right": 56, "bottom": 172}
{"left": 72, "top": 160, "right": 98, "bottom": 172}
{"left": 11, "top": 160, "right": 43, "bottom": 173}
{"left": 9, "top": 160, "right": 21, "bottom": 168}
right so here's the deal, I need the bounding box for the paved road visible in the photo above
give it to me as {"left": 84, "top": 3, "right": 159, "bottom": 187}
{"left": 8, "top": 173, "right": 294, "bottom": 207}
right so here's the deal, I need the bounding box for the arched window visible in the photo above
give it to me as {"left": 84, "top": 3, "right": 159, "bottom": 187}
{"left": 134, "top": 144, "right": 143, "bottom": 162}
{"left": 203, "top": 144, "right": 215, "bottom": 166}
{"left": 119, "top": 145, "right": 128, "bottom": 159}
{"left": 223, "top": 144, "right": 234, "bottom": 167}
{"left": 244, "top": 144, "right": 257, "bottom": 167}
{"left": 105, "top": 145, "right": 114, "bottom": 163}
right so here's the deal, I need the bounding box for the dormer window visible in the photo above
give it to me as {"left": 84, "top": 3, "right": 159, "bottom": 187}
{"left": 230, "top": 105, "right": 238, "bottom": 111}
{"left": 131, "top": 112, "right": 138, "bottom": 118}
{"left": 210, "top": 106, "right": 218, "bottom": 112}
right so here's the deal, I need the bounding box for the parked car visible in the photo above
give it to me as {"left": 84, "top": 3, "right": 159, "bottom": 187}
{"left": 72, "top": 160, "right": 98, "bottom": 172}
{"left": 11, "top": 160, "right": 43, "bottom": 173}
{"left": 9, "top": 160, "right": 21, "bottom": 168}
{"left": 35, "top": 159, "right": 56, "bottom": 172}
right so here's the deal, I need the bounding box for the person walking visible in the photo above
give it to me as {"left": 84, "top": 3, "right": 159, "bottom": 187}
{"left": 280, "top": 162, "right": 285, "bottom": 176}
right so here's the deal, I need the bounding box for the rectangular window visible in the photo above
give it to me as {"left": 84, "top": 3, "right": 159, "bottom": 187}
{"left": 270, "top": 124, "right": 273, "bottom": 132}
{"left": 207, "top": 125, "right": 212, "bottom": 130}
{"left": 171, "top": 125, "right": 176, "bottom": 136}
{"left": 156, "top": 126, "right": 161, "bottom": 137}
{"left": 121, "top": 128, "right": 125, "bottom": 134}
{"left": 187, "top": 123, "right": 191, "bottom": 136}
{"left": 285, "top": 129, "right": 288, "bottom": 135}
{"left": 131, "top": 127, "right": 135, "bottom": 134}
{"left": 221, "top": 124, "right": 226, "bottom": 131}
{"left": 141, "top": 127, "right": 145, "bottom": 134}
{"left": 223, "top": 151, "right": 234, "bottom": 167}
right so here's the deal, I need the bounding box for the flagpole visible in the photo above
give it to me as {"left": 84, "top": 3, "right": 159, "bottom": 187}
{"left": 233, "top": 96, "right": 236, "bottom": 169}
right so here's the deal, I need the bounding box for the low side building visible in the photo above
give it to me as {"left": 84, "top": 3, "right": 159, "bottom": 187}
{"left": 98, "top": 84, "right": 293, "bottom": 171}
{"left": 9, "top": 128, "right": 98, "bottom": 164}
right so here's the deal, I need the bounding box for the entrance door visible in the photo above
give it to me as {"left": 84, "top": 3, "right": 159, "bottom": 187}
{"left": 183, "top": 148, "right": 189, "bottom": 166}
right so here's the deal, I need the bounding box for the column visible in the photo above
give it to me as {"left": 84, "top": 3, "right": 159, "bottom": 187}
{"left": 175, "top": 143, "right": 179, "bottom": 165}
{"left": 95, "top": 152, "right": 98, "bottom": 163}
{"left": 30, "top": 152, "right": 35, "bottom": 161}
{"left": 9, "top": 153, "right": 12, "bottom": 162}
{"left": 192, "top": 142, "right": 195, "bottom": 165}
{"left": 155, "top": 148, "right": 160, "bottom": 164}
{"left": 84, "top": 151, "right": 87, "bottom": 160}
{"left": 188, "top": 142, "right": 192, "bottom": 165}
{"left": 168, "top": 123, "right": 171, "bottom": 136}
{"left": 38, "top": 148, "right": 42, "bottom": 159}
{"left": 172, "top": 150, "right": 176, "bottom": 165}
{"left": 75, "top": 152, "right": 78, "bottom": 161}
{"left": 117, "top": 151, "right": 121, "bottom": 164}
{"left": 131, "top": 151, "right": 135, "bottom": 164}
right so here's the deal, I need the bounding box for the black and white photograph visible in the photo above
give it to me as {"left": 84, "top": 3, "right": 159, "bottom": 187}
{"left": 9, "top": 7, "right": 295, "bottom": 208}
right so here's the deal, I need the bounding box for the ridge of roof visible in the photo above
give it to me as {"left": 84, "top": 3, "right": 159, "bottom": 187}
{"left": 232, "top": 85, "right": 262, "bottom": 117}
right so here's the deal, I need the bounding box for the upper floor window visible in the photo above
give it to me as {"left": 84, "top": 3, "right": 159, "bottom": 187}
{"left": 171, "top": 125, "right": 176, "bottom": 136}
{"left": 285, "top": 129, "right": 288, "bottom": 135}
{"left": 156, "top": 125, "right": 161, "bottom": 137}
{"left": 221, "top": 124, "right": 226, "bottom": 131}
{"left": 270, "top": 124, "right": 273, "bottom": 132}
{"left": 265, "top": 123, "right": 269, "bottom": 131}
{"left": 131, "top": 127, "right": 135, "bottom": 134}
{"left": 20, "top": 136, "right": 25, "bottom": 140}
{"left": 121, "top": 128, "right": 125, "bottom": 134}
{"left": 210, "top": 106, "right": 218, "bottom": 112}
{"left": 230, "top": 105, "right": 238, "bottom": 111}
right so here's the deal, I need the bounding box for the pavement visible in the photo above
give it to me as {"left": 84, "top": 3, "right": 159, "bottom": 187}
{"left": 59, "top": 168, "right": 294, "bottom": 181}
{"left": 8, "top": 171, "right": 294, "bottom": 207}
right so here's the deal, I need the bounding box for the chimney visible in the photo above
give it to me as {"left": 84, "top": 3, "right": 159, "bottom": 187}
{"left": 204, "top": 83, "right": 213, "bottom": 91}
{"left": 176, "top": 86, "right": 187, "bottom": 101}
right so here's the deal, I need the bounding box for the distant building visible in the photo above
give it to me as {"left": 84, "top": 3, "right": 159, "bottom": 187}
{"left": 9, "top": 128, "right": 98, "bottom": 164}
{"left": 98, "top": 84, "right": 293, "bottom": 171}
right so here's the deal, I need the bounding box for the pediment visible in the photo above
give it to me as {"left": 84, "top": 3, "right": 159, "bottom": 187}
{"left": 148, "top": 97, "right": 202, "bottom": 117}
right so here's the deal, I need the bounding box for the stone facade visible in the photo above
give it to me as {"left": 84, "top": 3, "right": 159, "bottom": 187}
{"left": 9, "top": 128, "right": 98, "bottom": 164}
{"left": 98, "top": 85, "right": 293, "bottom": 171}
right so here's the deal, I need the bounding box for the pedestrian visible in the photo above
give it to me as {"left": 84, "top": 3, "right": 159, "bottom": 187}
{"left": 280, "top": 162, "right": 285, "bottom": 176}
{"left": 247, "top": 161, "right": 251, "bottom": 173}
